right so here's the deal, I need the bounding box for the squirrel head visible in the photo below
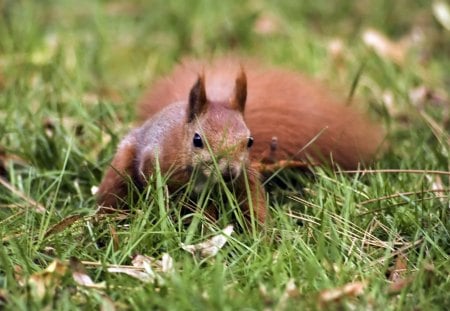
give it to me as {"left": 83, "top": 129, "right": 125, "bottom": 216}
{"left": 184, "top": 69, "right": 253, "bottom": 185}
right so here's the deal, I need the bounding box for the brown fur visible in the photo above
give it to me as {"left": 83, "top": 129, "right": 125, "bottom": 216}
{"left": 139, "top": 57, "right": 384, "bottom": 169}
{"left": 98, "top": 72, "right": 267, "bottom": 225}
{"left": 98, "top": 57, "right": 384, "bottom": 226}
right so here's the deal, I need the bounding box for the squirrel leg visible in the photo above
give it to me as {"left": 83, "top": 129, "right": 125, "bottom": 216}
{"left": 97, "top": 137, "right": 138, "bottom": 208}
{"left": 238, "top": 168, "right": 267, "bottom": 226}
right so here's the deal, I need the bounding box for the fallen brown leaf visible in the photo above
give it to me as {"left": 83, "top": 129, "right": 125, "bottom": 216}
{"left": 107, "top": 266, "right": 155, "bottom": 284}
{"left": 160, "top": 253, "right": 174, "bottom": 273}
{"left": 318, "top": 281, "right": 366, "bottom": 304}
{"left": 70, "top": 257, "right": 106, "bottom": 289}
{"left": 13, "top": 265, "right": 25, "bottom": 286}
{"left": 100, "top": 294, "right": 117, "bottom": 311}
{"left": 107, "top": 253, "right": 174, "bottom": 283}
{"left": 131, "top": 254, "right": 156, "bottom": 271}
{"left": 388, "top": 276, "right": 414, "bottom": 294}
{"left": 181, "top": 225, "right": 234, "bottom": 258}
{"left": 388, "top": 254, "right": 408, "bottom": 282}
{"left": 387, "top": 253, "right": 417, "bottom": 294}
{"left": 28, "top": 260, "right": 68, "bottom": 299}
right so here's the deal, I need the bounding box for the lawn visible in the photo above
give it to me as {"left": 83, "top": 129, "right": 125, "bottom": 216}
{"left": 0, "top": 0, "right": 449, "bottom": 310}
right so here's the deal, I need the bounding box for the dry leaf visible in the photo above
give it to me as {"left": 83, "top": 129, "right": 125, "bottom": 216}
{"left": 44, "top": 214, "right": 83, "bottom": 238}
{"left": 100, "top": 295, "right": 117, "bottom": 311}
{"left": 319, "top": 281, "right": 366, "bottom": 304}
{"left": 388, "top": 276, "right": 414, "bottom": 294}
{"left": 107, "top": 266, "right": 155, "bottom": 283}
{"left": 132, "top": 253, "right": 174, "bottom": 277}
{"left": 160, "top": 253, "right": 174, "bottom": 273}
{"left": 108, "top": 253, "right": 174, "bottom": 283}
{"left": 131, "top": 254, "right": 153, "bottom": 267}
{"left": 388, "top": 254, "right": 408, "bottom": 282}
{"left": 70, "top": 257, "right": 106, "bottom": 289}
{"left": 387, "top": 257, "right": 416, "bottom": 295}
{"left": 181, "top": 225, "right": 234, "bottom": 258}
{"left": 362, "top": 28, "right": 407, "bottom": 64}
{"left": 13, "top": 265, "right": 25, "bottom": 286}
{"left": 28, "top": 260, "right": 68, "bottom": 299}
{"left": 131, "top": 254, "right": 156, "bottom": 279}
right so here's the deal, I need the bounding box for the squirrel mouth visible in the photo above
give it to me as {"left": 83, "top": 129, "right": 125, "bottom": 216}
{"left": 220, "top": 167, "right": 239, "bottom": 183}
{"left": 200, "top": 166, "right": 241, "bottom": 184}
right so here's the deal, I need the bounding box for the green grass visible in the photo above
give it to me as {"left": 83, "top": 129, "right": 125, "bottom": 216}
{"left": 1, "top": 0, "right": 449, "bottom": 310}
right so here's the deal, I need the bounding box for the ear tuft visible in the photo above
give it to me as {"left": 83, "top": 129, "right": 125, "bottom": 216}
{"left": 187, "top": 74, "right": 207, "bottom": 123}
{"left": 231, "top": 67, "right": 247, "bottom": 113}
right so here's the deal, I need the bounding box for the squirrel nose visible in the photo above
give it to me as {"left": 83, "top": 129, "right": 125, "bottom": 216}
{"left": 221, "top": 166, "right": 239, "bottom": 183}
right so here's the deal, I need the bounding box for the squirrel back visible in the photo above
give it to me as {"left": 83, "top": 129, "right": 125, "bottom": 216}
{"left": 139, "top": 57, "right": 384, "bottom": 169}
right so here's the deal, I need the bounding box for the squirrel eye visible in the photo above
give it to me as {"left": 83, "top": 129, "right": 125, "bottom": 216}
{"left": 193, "top": 133, "right": 204, "bottom": 148}
{"left": 247, "top": 136, "right": 254, "bottom": 148}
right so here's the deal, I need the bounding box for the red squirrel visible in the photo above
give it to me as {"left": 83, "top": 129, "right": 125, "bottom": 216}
{"left": 97, "top": 57, "right": 384, "bottom": 225}
{"left": 98, "top": 69, "right": 267, "bottom": 223}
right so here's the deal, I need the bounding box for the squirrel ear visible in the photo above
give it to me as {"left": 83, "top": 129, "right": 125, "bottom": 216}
{"left": 231, "top": 67, "right": 247, "bottom": 113}
{"left": 187, "top": 74, "right": 207, "bottom": 123}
